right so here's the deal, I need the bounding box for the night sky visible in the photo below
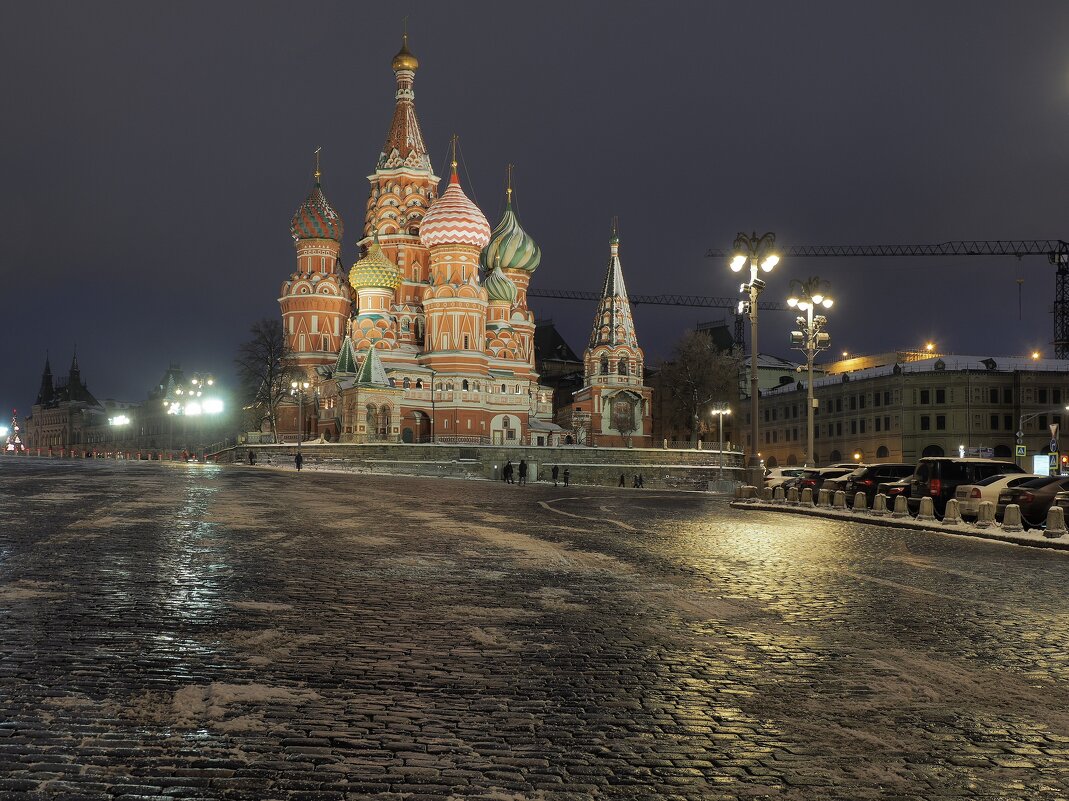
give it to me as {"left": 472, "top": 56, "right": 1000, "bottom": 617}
{"left": 3, "top": 1, "right": 1068, "bottom": 415}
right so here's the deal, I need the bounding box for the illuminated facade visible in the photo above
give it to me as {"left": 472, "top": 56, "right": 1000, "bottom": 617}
{"left": 279, "top": 36, "right": 565, "bottom": 446}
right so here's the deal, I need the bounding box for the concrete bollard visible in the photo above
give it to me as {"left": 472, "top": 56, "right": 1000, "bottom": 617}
{"left": 975, "top": 501, "right": 996, "bottom": 528}
{"left": 942, "top": 499, "right": 962, "bottom": 526}
{"left": 800, "top": 487, "right": 814, "bottom": 507}
{"left": 916, "top": 497, "right": 936, "bottom": 522}
{"left": 1044, "top": 506, "right": 1068, "bottom": 538}
{"left": 872, "top": 493, "right": 889, "bottom": 516}
{"left": 772, "top": 486, "right": 785, "bottom": 504}
{"left": 832, "top": 490, "right": 847, "bottom": 509}
{"left": 761, "top": 487, "right": 773, "bottom": 502}
{"left": 853, "top": 492, "right": 868, "bottom": 512}
{"left": 817, "top": 488, "right": 830, "bottom": 507}
{"left": 740, "top": 485, "right": 756, "bottom": 500}
{"left": 1002, "top": 504, "right": 1024, "bottom": 533}
{"left": 787, "top": 487, "right": 799, "bottom": 504}
{"left": 891, "top": 495, "right": 910, "bottom": 518}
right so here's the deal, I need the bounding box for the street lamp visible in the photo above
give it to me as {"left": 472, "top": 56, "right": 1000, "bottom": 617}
{"left": 786, "top": 277, "right": 834, "bottom": 467}
{"left": 730, "top": 231, "right": 779, "bottom": 479}
{"left": 428, "top": 369, "right": 437, "bottom": 444}
{"left": 710, "top": 407, "right": 731, "bottom": 479}
{"left": 290, "top": 380, "right": 310, "bottom": 453}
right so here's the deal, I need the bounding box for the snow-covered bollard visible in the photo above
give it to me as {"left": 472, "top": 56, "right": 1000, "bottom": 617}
{"left": 1002, "top": 504, "right": 1024, "bottom": 533}
{"left": 787, "top": 487, "right": 799, "bottom": 505}
{"left": 832, "top": 490, "right": 847, "bottom": 509}
{"left": 817, "top": 488, "right": 830, "bottom": 507}
{"left": 942, "top": 499, "right": 962, "bottom": 526}
{"left": 853, "top": 492, "right": 868, "bottom": 512}
{"left": 800, "top": 487, "right": 814, "bottom": 507}
{"left": 975, "top": 501, "right": 995, "bottom": 529}
{"left": 872, "top": 493, "right": 889, "bottom": 516}
{"left": 772, "top": 486, "right": 785, "bottom": 504}
{"left": 761, "top": 487, "right": 773, "bottom": 502}
{"left": 740, "top": 485, "right": 756, "bottom": 500}
{"left": 1044, "top": 506, "right": 1068, "bottom": 538}
{"left": 916, "top": 497, "right": 937, "bottom": 522}
{"left": 891, "top": 495, "right": 910, "bottom": 518}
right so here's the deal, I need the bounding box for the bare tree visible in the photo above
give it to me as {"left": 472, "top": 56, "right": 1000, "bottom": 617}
{"left": 653, "top": 329, "right": 740, "bottom": 446}
{"left": 234, "top": 319, "right": 297, "bottom": 441}
{"left": 610, "top": 394, "right": 638, "bottom": 446}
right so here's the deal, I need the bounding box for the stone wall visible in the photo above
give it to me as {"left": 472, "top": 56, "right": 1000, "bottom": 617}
{"left": 221, "top": 442, "right": 743, "bottom": 490}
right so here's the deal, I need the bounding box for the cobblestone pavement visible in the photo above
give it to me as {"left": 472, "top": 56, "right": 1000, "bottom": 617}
{"left": 2, "top": 459, "right": 1069, "bottom": 800}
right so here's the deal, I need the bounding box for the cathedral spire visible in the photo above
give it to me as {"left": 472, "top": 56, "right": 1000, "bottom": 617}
{"left": 589, "top": 223, "right": 638, "bottom": 349}
{"left": 378, "top": 31, "right": 430, "bottom": 171}
{"left": 36, "top": 353, "right": 54, "bottom": 407}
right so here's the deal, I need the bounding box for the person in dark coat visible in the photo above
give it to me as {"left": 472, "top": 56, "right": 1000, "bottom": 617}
{"left": 518, "top": 460, "right": 528, "bottom": 485}
{"left": 295, "top": 452, "right": 303, "bottom": 471}
{"left": 619, "top": 473, "right": 626, "bottom": 487}
{"left": 504, "top": 460, "right": 514, "bottom": 484}
{"left": 248, "top": 450, "right": 256, "bottom": 465}
{"left": 563, "top": 468, "right": 570, "bottom": 486}
{"left": 551, "top": 465, "right": 559, "bottom": 487}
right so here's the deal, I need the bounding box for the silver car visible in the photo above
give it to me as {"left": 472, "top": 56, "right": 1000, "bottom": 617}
{"left": 954, "top": 473, "right": 1045, "bottom": 519}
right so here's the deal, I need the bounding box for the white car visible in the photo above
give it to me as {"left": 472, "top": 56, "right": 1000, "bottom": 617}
{"left": 954, "top": 473, "right": 1045, "bottom": 519}
{"left": 764, "top": 467, "right": 807, "bottom": 489}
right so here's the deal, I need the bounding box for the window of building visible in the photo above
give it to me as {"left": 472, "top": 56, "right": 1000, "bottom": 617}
{"left": 600, "top": 357, "right": 609, "bottom": 374}
{"left": 1039, "top": 388, "right": 1048, "bottom": 403}
{"left": 920, "top": 389, "right": 930, "bottom": 404}
{"left": 765, "top": 409, "right": 770, "bottom": 422}
{"left": 874, "top": 393, "right": 881, "bottom": 408}
{"left": 836, "top": 422, "right": 843, "bottom": 436}
{"left": 851, "top": 420, "right": 857, "bottom": 435}
{"left": 403, "top": 377, "right": 410, "bottom": 389}
{"left": 935, "top": 389, "right": 946, "bottom": 404}
{"left": 836, "top": 398, "right": 843, "bottom": 412}
{"left": 464, "top": 334, "right": 470, "bottom": 350}
{"left": 1039, "top": 415, "right": 1048, "bottom": 429}
{"left": 501, "top": 384, "right": 507, "bottom": 393}
{"left": 415, "top": 379, "right": 423, "bottom": 389}
{"left": 462, "top": 380, "right": 469, "bottom": 391}
{"left": 990, "top": 414, "right": 999, "bottom": 430}
{"left": 920, "top": 415, "right": 930, "bottom": 431}
{"left": 1004, "top": 388, "right": 1013, "bottom": 404}
{"left": 860, "top": 419, "right": 866, "bottom": 434}
{"left": 850, "top": 396, "right": 857, "bottom": 411}
{"left": 772, "top": 431, "right": 777, "bottom": 443}
{"left": 859, "top": 394, "right": 866, "bottom": 409}
{"left": 875, "top": 417, "right": 881, "bottom": 432}
{"left": 618, "top": 360, "right": 628, "bottom": 375}
{"left": 990, "top": 388, "right": 999, "bottom": 404}
{"left": 936, "top": 415, "right": 946, "bottom": 430}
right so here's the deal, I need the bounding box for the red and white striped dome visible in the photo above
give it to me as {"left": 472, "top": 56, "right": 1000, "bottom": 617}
{"left": 419, "top": 170, "right": 491, "bottom": 249}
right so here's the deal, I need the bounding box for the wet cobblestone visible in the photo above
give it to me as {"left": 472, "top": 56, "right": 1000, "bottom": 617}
{"left": 1, "top": 459, "right": 1068, "bottom": 799}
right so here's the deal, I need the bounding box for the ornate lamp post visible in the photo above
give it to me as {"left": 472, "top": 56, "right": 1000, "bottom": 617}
{"left": 290, "top": 380, "right": 310, "bottom": 454}
{"left": 786, "top": 278, "right": 834, "bottom": 467}
{"left": 730, "top": 232, "right": 779, "bottom": 478}
{"left": 710, "top": 406, "right": 731, "bottom": 479}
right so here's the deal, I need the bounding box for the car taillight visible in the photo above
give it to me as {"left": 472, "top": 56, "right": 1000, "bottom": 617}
{"left": 930, "top": 478, "right": 942, "bottom": 496}
{"left": 970, "top": 488, "right": 981, "bottom": 499}
{"left": 1021, "top": 492, "right": 1034, "bottom": 504}
{"left": 860, "top": 479, "right": 874, "bottom": 486}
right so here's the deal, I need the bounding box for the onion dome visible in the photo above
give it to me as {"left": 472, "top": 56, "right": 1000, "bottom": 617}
{"left": 484, "top": 266, "right": 518, "bottom": 304}
{"left": 392, "top": 33, "right": 419, "bottom": 72}
{"left": 480, "top": 189, "right": 541, "bottom": 274}
{"left": 349, "top": 239, "right": 401, "bottom": 291}
{"left": 290, "top": 176, "right": 343, "bottom": 242}
{"left": 419, "top": 167, "right": 492, "bottom": 249}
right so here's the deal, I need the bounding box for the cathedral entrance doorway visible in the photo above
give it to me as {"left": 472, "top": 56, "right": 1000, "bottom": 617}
{"left": 410, "top": 410, "right": 430, "bottom": 443}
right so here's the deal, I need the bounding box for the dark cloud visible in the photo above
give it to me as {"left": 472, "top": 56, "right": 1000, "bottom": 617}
{"left": 3, "top": 0, "right": 1067, "bottom": 413}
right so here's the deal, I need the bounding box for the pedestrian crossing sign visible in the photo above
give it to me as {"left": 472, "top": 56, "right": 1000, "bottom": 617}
{"left": 1015, "top": 444, "right": 1027, "bottom": 457}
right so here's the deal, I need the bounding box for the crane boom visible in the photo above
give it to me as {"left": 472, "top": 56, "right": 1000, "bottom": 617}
{"left": 526, "top": 288, "right": 788, "bottom": 312}
{"left": 707, "top": 239, "right": 1069, "bottom": 259}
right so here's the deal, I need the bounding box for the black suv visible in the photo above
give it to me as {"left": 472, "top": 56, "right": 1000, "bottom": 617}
{"left": 908, "top": 457, "right": 1025, "bottom": 515}
{"left": 844, "top": 463, "right": 916, "bottom": 508}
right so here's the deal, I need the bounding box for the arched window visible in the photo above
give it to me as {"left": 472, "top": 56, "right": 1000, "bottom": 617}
{"left": 829, "top": 449, "right": 842, "bottom": 463}
{"left": 786, "top": 454, "right": 797, "bottom": 466}
{"left": 501, "top": 384, "right": 507, "bottom": 393}
{"left": 766, "top": 456, "right": 779, "bottom": 468}
{"left": 379, "top": 405, "right": 391, "bottom": 439}
{"left": 922, "top": 444, "right": 945, "bottom": 457}
{"left": 365, "top": 404, "right": 378, "bottom": 434}
{"left": 403, "top": 377, "right": 411, "bottom": 389}
{"left": 876, "top": 445, "right": 889, "bottom": 458}
{"left": 600, "top": 357, "right": 609, "bottom": 374}
{"left": 415, "top": 379, "right": 423, "bottom": 389}
{"left": 462, "top": 380, "right": 469, "bottom": 391}
{"left": 618, "top": 360, "right": 628, "bottom": 376}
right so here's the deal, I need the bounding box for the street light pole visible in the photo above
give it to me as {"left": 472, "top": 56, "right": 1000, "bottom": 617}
{"left": 429, "top": 369, "right": 436, "bottom": 444}
{"left": 730, "top": 232, "right": 779, "bottom": 480}
{"left": 787, "top": 278, "right": 834, "bottom": 467}
{"left": 710, "top": 407, "right": 731, "bottom": 479}
{"left": 291, "top": 380, "right": 310, "bottom": 455}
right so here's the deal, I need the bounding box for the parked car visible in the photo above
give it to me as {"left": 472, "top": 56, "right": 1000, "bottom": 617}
{"left": 877, "top": 477, "right": 911, "bottom": 505}
{"left": 954, "top": 473, "right": 1046, "bottom": 520}
{"left": 844, "top": 463, "right": 916, "bottom": 508}
{"left": 764, "top": 467, "right": 807, "bottom": 489}
{"left": 823, "top": 465, "right": 866, "bottom": 495}
{"left": 996, "top": 476, "right": 1069, "bottom": 528}
{"left": 784, "top": 466, "right": 853, "bottom": 495}
{"left": 908, "top": 457, "right": 1025, "bottom": 516}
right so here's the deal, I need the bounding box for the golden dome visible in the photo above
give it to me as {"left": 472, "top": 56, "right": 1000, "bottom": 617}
{"left": 392, "top": 34, "right": 419, "bottom": 72}
{"left": 350, "top": 241, "right": 402, "bottom": 292}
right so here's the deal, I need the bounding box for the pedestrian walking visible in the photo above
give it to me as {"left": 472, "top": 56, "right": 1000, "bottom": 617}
{"left": 551, "top": 465, "right": 559, "bottom": 487}
{"left": 504, "top": 460, "right": 514, "bottom": 484}
{"left": 248, "top": 450, "right": 255, "bottom": 465}
{"left": 633, "top": 475, "right": 639, "bottom": 488}
{"left": 518, "top": 460, "right": 528, "bottom": 485}
{"left": 619, "top": 473, "right": 626, "bottom": 487}
{"left": 295, "top": 452, "right": 303, "bottom": 471}
{"left": 638, "top": 474, "right": 644, "bottom": 488}
{"left": 563, "top": 468, "right": 570, "bottom": 486}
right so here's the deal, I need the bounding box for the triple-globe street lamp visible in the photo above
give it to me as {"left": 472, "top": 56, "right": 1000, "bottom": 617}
{"left": 787, "top": 278, "right": 834, "bottom": 467}
{"left": 290, "top": 380, "right": 311, "bottom": 453}
{"left": 730, "top": 232, "right": 779, "bottom": 477}
{"left": 710, "top": 406, "right": 731, "bottom": 480}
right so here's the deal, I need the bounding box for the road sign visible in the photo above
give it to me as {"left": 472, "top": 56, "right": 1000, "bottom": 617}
{"left": 1051, "top": 423, "right": 1060, "bottom": 440}
{"left": 1016, "top": 444, "right": 1027, "bottom": 457}
{"left": 1051, "top": 439, "right": 1059, "bottom": 453}
{"left": 1051, "top": 453, "right": 1061, "bottom": 474}
{"left": 1016, "top": 430, "right": 1025, "bottom": 439}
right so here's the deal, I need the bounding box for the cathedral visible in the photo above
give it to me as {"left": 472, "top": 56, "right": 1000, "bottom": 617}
{"left": 277, "top": 35, "right": 652, "bottom": 448}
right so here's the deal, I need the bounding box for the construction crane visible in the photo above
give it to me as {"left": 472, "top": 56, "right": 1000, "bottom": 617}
{"left": 530, "top": 239, "right": 1069, "bottom": 356}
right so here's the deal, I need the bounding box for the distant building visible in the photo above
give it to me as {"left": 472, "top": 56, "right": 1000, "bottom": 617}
{"left": 752, "top": 354, "right": 1069, "bottom": 467}
{"left": 23, "top": 353, "right": 102, "bottom": 453}
{"left": 534, "top": 319, "right": 584, "bottom": 413}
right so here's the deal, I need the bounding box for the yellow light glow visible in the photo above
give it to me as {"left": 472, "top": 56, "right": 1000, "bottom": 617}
{"left": 1032, "top": 351, "right": 1041, "bottom": 360}
{"left": 925, "top": 342, "right": 935, "bottom": 352}
{"left": 730, "top": 255, "right": 747, "bottom": 272}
